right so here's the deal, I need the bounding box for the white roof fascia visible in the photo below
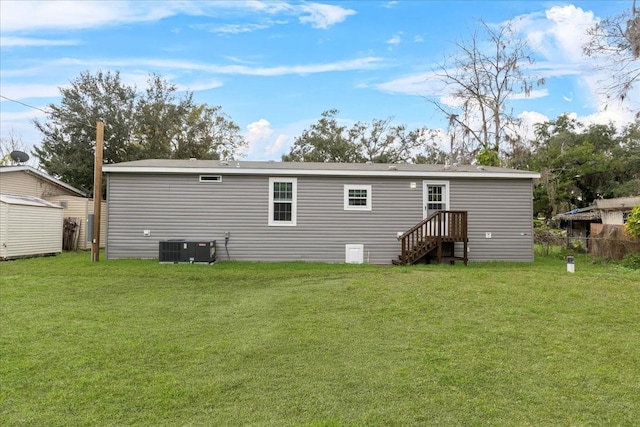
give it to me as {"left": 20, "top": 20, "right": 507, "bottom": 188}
{"left": 0, "top": 193, "right": 63, "bottom": 208}
{"left": 102, "top": 165, "right": 541, "bottom": 179}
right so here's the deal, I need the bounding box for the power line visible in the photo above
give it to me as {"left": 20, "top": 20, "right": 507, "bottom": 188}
{"left": 0, "top": 94, "right": 96, "bottom": 128}
{"left": 0, "top": 94, "right": 51, "bottom": 115}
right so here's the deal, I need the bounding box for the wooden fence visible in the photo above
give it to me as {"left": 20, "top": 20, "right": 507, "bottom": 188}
{"left": 589, "top": 224, "right": 640, "bottom": 260}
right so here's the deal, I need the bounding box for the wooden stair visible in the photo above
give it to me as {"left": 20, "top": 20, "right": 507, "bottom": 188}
{"left": 393, "top": 211, "right": 468, "bottom": 266}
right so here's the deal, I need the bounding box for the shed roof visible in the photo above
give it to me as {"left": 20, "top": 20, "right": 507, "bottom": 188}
{"left": 552, "top": 206, "right": 601, "bottom": 221}
{"left": 0, "top": 166, "right": 87, "bottom": 197}
{"left": 103, "top": 159, "right": 540, "bottom": 179}
{"left": 0, "top": 193, "right": 63, "bottom": 208}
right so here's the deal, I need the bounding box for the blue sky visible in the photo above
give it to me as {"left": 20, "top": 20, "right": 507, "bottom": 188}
{"left": 1, "top": 0, "right": 637, "bottom": 161}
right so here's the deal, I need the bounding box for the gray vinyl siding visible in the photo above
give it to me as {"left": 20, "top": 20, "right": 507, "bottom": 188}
{"left": 450, "top": 179, "right": 534, "bottom": 262}
{"left": 106, "top": 173, "right": 534, "bottom": 263}
{"left": 106, "top": 173, "right": 421, "bottom": 263}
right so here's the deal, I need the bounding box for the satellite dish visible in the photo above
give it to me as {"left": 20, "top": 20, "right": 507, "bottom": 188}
{"left": 10, "top": 150, "right": 29, "bottom": 163}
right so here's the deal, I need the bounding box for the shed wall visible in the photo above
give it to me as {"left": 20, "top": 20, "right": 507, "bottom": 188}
{"left": 0, "top": 203, "right": 63, "bottom": 259}
{"left": 46, "top": 196, "right": 107, "bottom": 249}
{"left": 106, "top": 173, "right": 534, "bottom": 263}
{"left": 0, "top": 202, "right": 7, "bottom": 259}
{"left": 0, "top": 171, "right": 77, "bottom": 198}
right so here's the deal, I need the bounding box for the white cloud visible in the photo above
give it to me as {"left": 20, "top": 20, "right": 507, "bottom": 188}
{"left": 244, "top": 119, "right": 286, "bottom": 159}
{"left": 176, "top": 79, "right": 224, "bottom": 92}
{"left": 195, "top": 22, "right": 271, "bottom": 34}
{"left": 387, "top": 34, "right": 402, "bottom": 46}
{"left": 245, "top": 119, "right": 274, "bottom": 143}
{"left": 0, "top": 1, "right": 180, "bottom": 32}
{"left": 383, "top": 1, "right": 398, "bottom": 9}
{"left": 0, "top": 83, "right": 63, "bottom": 100}
{"left": 0, "top": 37, "right": 80, "bottom": 47}
{"left": 509, "top": 89, "right": 549, "bottom": 100}
{"left": 298, "top": 3, "right": 356, "bottom": 29}
{"left": 266, "top": 134, "right": 289, "bottom": 156}
{"left": 32, "top": 55, "right": 384, "bottom": 77}
{"left": 375, "top": 70, "right": 446, "bottom": 96}
{"left": 517, "top": 110, "right": 550, "bottom": 141}
{"left": 413, "top": 35, "right": 424, "bottom": 43}
{"left": 0, "top": 1, "right": 354, "bottom": 35}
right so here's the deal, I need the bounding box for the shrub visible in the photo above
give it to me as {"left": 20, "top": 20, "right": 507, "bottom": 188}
{"left": 620, "top": 252, "right": 640, "bottom": 269}
{"left": 625, "top": 206, "right": 640, "bottom": 238}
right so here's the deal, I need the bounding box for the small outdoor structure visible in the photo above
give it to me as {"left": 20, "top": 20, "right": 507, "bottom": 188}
{"left": 46, "top": 196, "right": 107, "bottom": 250}
{"left": 0, "top": 194, "right": 63, "bottom": 260}
{"left": 552, "top": 207, "right": 601, "bottom": 250}
{"left": 595, "top": 196, "right": 640, "bottom": 225}
{"left": 103, "top": 160, "right": 540, "bottom": 264}
{"left": 0, "top": 165, "right": 105, "bottom": 250}
{"left": 553, "top": 196, "right": 640, "bottom": 255}
{"left": 0, "top": 165, "right": 85, "bottom": 199}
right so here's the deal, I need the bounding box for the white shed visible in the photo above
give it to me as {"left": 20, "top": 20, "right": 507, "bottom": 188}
{"left": 0, "top": 194, "right": 63, "bottom": 260}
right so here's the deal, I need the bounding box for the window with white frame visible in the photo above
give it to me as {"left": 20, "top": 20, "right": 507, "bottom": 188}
{"left": 344, "top": 185, "right": 372, "bottom": 211}
{"left": 269, "top": 177, "right": 297, "bottom": 226}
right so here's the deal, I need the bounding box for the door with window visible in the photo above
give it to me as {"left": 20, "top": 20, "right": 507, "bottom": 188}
{"left": 423, "top": 181, "right": 450, "bottom": 235}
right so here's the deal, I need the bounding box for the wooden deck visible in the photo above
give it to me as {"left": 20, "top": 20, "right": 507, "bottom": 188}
{"left": 393, "top": 211, "right": 468, "bottom": 265}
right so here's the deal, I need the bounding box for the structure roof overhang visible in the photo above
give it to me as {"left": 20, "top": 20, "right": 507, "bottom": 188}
{"left": 103, "top": 160, "right": 541, "bottom": 179}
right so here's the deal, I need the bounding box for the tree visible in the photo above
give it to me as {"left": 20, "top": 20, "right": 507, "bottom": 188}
{"left": 34, "top": 71, "right": 136, "bottom": 194}
{"left": 428, "top": 20, "right": 544, "bottom": 165}
{"left": 34, "top": 70, "right": 246, "bottom": 196}
{"left": 530, "top": 114, "right": 640, "bottom": 218}
{"left": 282, "top": 110, "right": 445, "bottom": 163}
{"left": 282, "top": 110, "right": 360, "bottom": 162}
{"left": 583, "top": 1, "right": 640, "bottom": 103}
{"left": 0, "top": 129, "right": 37, "bottom": 167}
{"left": 626, "top": 206, "right": 640, "bottom": 238}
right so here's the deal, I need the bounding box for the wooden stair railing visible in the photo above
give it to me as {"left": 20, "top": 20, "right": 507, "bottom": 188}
{"left": 393, "top": 210, "right": 468, "bottom": 265}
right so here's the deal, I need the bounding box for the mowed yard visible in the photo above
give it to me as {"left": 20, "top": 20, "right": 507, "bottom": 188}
{"left": 1, "top": 251, "right": 639, "bottom": 426}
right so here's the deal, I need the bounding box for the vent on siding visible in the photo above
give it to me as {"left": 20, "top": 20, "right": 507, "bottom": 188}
{"left": 199, "top": 175, "right": 223, "bottom": 183}
{"left": 60, "top": 201, "right": 68, "bottom": 208}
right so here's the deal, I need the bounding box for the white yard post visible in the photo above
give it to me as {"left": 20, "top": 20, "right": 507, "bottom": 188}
{"left": 567, "top": 256, "right": 575, "bottom": 273}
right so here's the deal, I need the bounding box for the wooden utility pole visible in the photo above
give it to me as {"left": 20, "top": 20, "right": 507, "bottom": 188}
{"left": 91, "top": 121, "right": 104, "bottom": 262}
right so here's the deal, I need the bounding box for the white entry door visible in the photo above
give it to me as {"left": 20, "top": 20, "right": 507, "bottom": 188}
{"left": 423, "top": 181, "right": 450, "bottom": 235}
{"left": 423, "top": 181, "right": 450, "bottom": 218}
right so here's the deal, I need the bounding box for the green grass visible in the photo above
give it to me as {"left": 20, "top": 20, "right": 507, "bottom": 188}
{"left": 1, "top": 251, "right": 639, "bottom": 426}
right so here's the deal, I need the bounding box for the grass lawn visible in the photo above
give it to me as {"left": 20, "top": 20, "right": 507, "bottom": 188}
{"left": 1, "top": 251, "right": 639, "bottom": 426}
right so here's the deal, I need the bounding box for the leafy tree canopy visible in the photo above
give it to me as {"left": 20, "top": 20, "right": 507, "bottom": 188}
{"left": 529, "top": 114, "right": 640, "bottom": 218}
{"left": 626, "top": 206, "right": 640, "bottom": 238}
{"left": 33, "top": 70, "right": 246, "bottom": 196}
{"left": 282, "top": 109, "right": 446, "bottom": 164}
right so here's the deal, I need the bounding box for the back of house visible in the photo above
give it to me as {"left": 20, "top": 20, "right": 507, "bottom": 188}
{"left": 103, "top": 160, "right": 540, "bottom": 264}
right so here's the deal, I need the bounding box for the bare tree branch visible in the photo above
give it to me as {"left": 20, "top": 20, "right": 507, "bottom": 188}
{"left": 583, "top": 6, "right": 640, "bottom": 102}
{"left": 426, "top": 19, "right": 543, "bottom": 165}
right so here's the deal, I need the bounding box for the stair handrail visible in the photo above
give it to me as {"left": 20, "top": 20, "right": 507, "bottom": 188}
{"left": 396, "top": 211, "right": 468, "bottom": 265}
{"left": 397, "top": 211, "right": 440, "bottom": 241}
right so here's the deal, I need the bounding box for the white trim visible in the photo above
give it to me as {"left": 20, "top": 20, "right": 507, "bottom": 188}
{"left": 268, "top": 177, "right": 297, "bottom": 226}
{"left": 103, "top": 165, "right": 540, "bottom": 179}
{"left": 344, "top": 185, "right": 372, "bottom": 211}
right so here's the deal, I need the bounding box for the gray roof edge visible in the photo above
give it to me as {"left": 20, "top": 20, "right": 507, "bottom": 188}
{"left": 103, "top": 160, "right": 540, "bottom": 179}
